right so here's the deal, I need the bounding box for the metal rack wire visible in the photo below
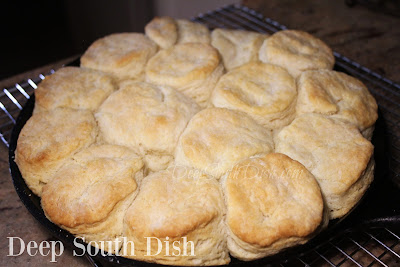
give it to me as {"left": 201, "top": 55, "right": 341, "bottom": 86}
{"left": 0, "top": 70, "right": 54, "bottom": 147}
{"left": 3, "top": 4, "right": 400, "bottom": 267}
{"left": 282, "top": 227, "right": 400, "bottom": 266}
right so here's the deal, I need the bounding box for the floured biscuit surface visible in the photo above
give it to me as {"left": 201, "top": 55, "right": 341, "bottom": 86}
{"left": 146, "top": 43, "right": 223, "bottom": 107}
{"left": 15, "top": 108, "right": 97, "bottom": 196}
{"left": 275, "top": 114, "right": 374, "bottom": 219}
{"left": 176, "top": 19, "right": 211, "bottom": 44}
{"left": 211, "top": 28, "right": 268, "bottom": 70}
{"left": 145, "top": 16, "right": 178, "bottom": 49}
{"left": 145, "top": 17, "right": 210, "bottom": 49}
{"left": 223, "top": 153, "right": 325, "bottom": 260}
{"left": 175, "top": 108, "right": 274, "bottom": 178}
{"left": 81, "top": 33, "right": 158, "bottom": 81}
{"left": 35, "top": 67, "right": 116, "bottom": 112}
{"left": 297, "top": 69, "right": 378, "bottom": 139}
{"left": 259, "top": 30, "right": 334, "bottom": 77}
{"left": 123, "top": 167, "right": 229, "bottom": 265}
{"left": 96, "top": 81, "right": 200, "bottom": 172}
{"left": 211, "top": 62, "right": 297, "bottom": 129}
{"left": 42, "top": 144, "right": 144, "bottom": 253}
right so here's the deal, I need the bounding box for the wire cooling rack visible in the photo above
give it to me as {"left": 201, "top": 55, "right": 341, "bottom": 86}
{"left": 3, "top": 4, "right": 400, "bottom": 267}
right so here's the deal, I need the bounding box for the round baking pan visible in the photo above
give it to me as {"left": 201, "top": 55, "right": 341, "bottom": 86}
{"left": 8, "top": 88, "right": 391, "bottom": 267}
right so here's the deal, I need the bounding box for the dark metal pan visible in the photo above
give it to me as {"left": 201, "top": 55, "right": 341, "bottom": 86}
{"left": 8, "top": 83, "right": 398, "bottom": 267}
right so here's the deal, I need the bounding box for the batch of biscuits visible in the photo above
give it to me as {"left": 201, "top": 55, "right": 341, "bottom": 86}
{"left": 15, "top": 16, "right": 378, "bottom": 266}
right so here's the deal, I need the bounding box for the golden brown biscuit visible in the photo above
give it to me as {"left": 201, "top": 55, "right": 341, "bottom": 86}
{"left": 223, "top": 153, "right": 325, "bottom": 260}
{"left": 176, "top": 19, "right": 211, "bottom": 44}
{"left": 145, "top": 16, "right": 178, "bottom": 49}
{"left": 34, "top": 67, "right": 116, "bottom": 112}
{"left": 211, "top": 62, "right": 297, "bottom": 130}
{"left": 275, "top": 114, "right": 374, "bottom": 219}
{"left": 122, "top": 166, "right": 229, "bottom": 266}
{"left": 15, "top": 108, "right": 97, "bottom": 196}
{"left": 211, "top": 28, "right": 268, "bottom": 70}
{"left": 174, "top": 108, "right": 274, "bottom": 179}
{"left": 81, "top": 33, "right": 158, "bottom": 81}
{"left": 42, "top": 144, "right": 144, "bottom": 253}
{"left": 145, "top": 43, "right": 223, "bottom": 107}
{"left": 259, "top": 30, "right": 334, "bottom": 77}
{"left": 96, "top": 81, "right": 200, "bottom": 172}
{"left": 296, "top": 69, "right": 378, "bottom": 139}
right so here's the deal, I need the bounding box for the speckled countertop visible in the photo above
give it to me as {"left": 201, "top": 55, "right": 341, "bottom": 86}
{"left": 1, "top": 1, "right": 399, "bottom": 266}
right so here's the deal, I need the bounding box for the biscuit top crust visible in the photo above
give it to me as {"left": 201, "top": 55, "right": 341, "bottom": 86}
{"left": 81, "top": 33, "right": 157, "bottom": 79}
{"left": 145, "top": 43, "right": 221, "bottom": 88}
{"left": 16, "top": 108, "right": 97, "bottom": 167}
{"left": 225, "top": 153, "right": 323, "bottom": 246}
{"left": 211, "top": 62, "right": 297, "bottom": 115}
{"left": 125, "top": 167, "right": 222, "bottom": 238}
{"left": 35, "top": 67, "right": 116, "bottom": 111}
{"left": 145, "top": 16, "right": 178, "bottom": 49}
{"left": 175, "top": 108, "right": 274, "bottom": 178}
{"left": 259, "top": 30, "right": 334, "bottom": 77}
{"left": 41, "top": 144, "right": 143, "bottom": 228}
{"left": 96, "top": 81, "right": 200, "bottom": 155}
{"left": 211, "top": 28, "right": 268, "bottom": 70}
{"left": 275, "top": 114, "right": 373, "bottom": 196}
{"left": 176, "top": 19, "right": 211, "bottom": 44}
{"left": 297, "top": 69, "right": 378, "bottom": 131}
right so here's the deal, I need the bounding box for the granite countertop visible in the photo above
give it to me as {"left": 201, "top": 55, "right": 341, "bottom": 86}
{"left": 1, "top": 1, "right": 399, "bottom": 266}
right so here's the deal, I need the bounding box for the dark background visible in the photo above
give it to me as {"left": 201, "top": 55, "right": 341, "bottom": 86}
{"left": 1, "top": 0, "right": 399, "bottom": 83}
{"left": 0, "top": 0, "right": 153, "bottom": 80}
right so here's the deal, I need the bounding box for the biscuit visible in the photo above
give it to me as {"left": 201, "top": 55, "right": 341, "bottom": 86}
{"left": 145, "top": 16, "right": 178, "bottom": 49}
{"left": 275, "top": 114, "right": 374, "bottom": 219}
{"left": 211, "top": 62, "right": 297, "bottom": 130}
{"left": 34, "top": 67, "right": 116, "bottom": 112}
{"left": 211, "top": 28, "right": 268, "bottom": 70}
{"left": 15, "top": 108, "right": 97, "bottom": 196}
{"left": 174, "top": 108, "right": 274, "bottom": 179}
{"left": 95, "top": 81, "right": 200, "bottom": 172}
{"left": 122, "top": 166, "right": 229, "bottom": 266}
{"left": 81, "top": 33, "right": 158, "bottom": 81}
{"left": 259, "top": 30, "right": 334, "bottom": 77}
{"left": 223, "top": 153, "right": 325, "bottom": 260}
{"left": 145, "top": 43, "right": 224, "bottom": 107}
{"left": 176, "top": 19, "right": 211, "bottom": 44}
{"left": 296, "top": 69, "right": 378, "bottom": 140}
{"left": 41, "top": 144, "right": 144, "bottom": 253}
